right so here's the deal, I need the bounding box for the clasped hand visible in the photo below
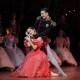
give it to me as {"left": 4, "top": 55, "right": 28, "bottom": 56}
{"left": 25, "top": 32, "right": 31, "bottom": 41}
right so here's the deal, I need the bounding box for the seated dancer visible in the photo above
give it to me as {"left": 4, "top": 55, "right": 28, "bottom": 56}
{"left": 33, "top": 8, "right": 67, "bottom": 76}
{"left": 11, "top": 27, "right": 58, "bottom": 78}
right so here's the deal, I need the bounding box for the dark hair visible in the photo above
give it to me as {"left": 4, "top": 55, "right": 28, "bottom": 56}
{"left": 40, "top": 8, "right": 49, "bottom": 13}
{"left": 6, "top": 27, "right": 12, "bottom": 34}
{"left": 27, "top": 27, "right": 35, "bottom": 30}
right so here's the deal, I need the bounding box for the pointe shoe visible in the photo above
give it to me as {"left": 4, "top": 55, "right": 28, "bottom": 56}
{"left": 63, "top": 74, "right": 67, "bottom": 77}
{"left": 51, "top": 72, "right": 59, "bottom": 77}
{"left": 61, "top": 73, "right": 67, "bottom": 77}
{"left": 58, "top": 72, "right": 67, "bottom": 77}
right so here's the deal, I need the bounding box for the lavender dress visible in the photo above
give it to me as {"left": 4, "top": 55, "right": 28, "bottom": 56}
{"left": 0, "top": 47, "right": 15, "bottom": 69}
{"left": 3, "top": 36, "right": 25, "bottom": 67}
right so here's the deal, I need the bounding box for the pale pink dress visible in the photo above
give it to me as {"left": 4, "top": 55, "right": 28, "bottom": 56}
{"left": 55, "top": 37, "right": 77, "bottom": 66}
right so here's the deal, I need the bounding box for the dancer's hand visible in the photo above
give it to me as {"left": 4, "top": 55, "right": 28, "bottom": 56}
{"left": 26, "top": 36, "right": 31, "bottom": 42}
{"left": 25, "top": 32, "right": 30, "bottom": 37}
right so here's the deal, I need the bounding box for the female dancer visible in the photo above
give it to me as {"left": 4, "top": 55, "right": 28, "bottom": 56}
{"left": 34, "top": 8, "right": 67, "bottom": 77}
{"left": 12, "top": 27, "right": 58, "bottom": 78}
{"left": 54, "top": 29, "right": 77, "bottom": 66}
{"left": 3, "top": 27, "right": 25, "bottom": 68}
{"left": 0, "top": 37, "right": 14, "bottom": 71}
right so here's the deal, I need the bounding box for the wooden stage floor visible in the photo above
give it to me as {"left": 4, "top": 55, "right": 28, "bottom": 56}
{"left": 0, "top": 66, "right": 80, "bottom": 80}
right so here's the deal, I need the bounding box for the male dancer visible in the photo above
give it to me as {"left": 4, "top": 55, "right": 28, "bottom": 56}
{"left": 34, "top": 8, "right": 67, "bottom": 76}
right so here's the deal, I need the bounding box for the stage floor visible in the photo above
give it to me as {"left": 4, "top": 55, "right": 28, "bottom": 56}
{"left": 0, "top": 67, "right": 80, "bottom": 80}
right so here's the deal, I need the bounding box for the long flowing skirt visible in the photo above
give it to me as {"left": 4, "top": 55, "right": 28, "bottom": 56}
{"left": 12, "top": 49, "right": 50, "bottom": 77}
{"left": 0, "top": 47, "right": 15, "bottom": 69}
{"left": 4, "top": 47, "right": 25, "bottom": 67}
{"left": 50, "top": 48, "right": 62, "bottom": 66}
{"left": 55, "top": 47, "right": 77, "bottom": 66}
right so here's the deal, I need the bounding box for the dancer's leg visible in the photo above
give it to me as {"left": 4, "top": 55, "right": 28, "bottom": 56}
{"left": 46, "top": 44, "right": 67, "bottom": 77}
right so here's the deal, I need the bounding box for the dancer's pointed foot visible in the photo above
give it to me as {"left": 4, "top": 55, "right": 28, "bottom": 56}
{"left": 51, "top": 71, "right": 59, "bottom": 77}
{"left": 58, "top": 72, "right": 67, "bottom": 77}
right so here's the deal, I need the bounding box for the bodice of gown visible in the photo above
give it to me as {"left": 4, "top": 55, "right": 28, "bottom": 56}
{"left": 3, "top": 36, "right": 16, "bottom": 49}
{"left": 24, "top": 38, "right": 43, "bottom": 51}
{"left": 56, "top": 37, "right": 66, "bottom": 48}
